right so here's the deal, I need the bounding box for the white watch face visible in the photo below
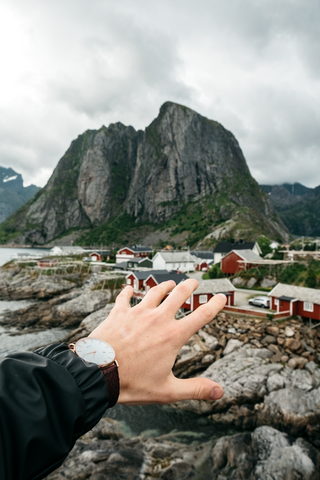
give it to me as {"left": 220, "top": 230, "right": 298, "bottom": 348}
{"left": 75, "top": 338, "right": 115, "bottom": 367}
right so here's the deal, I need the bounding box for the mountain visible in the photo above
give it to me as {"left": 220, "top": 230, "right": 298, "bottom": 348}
{"left": 261, "top": 183, "right": 320, "bottom": 237}
{"left": 0, "top": 167, "right": 40, "bottom": 225}
{"left": 0, "top": 102, "right": 289, "bottom": 246}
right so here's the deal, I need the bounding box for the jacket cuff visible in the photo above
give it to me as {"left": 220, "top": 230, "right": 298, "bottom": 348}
{"left": 35, "top": 343, "right": 109, "bottom": 430}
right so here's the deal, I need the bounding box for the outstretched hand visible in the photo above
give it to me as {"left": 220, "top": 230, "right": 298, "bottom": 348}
{"left": 89, "top": 279, "right": 226, "bottom": 405}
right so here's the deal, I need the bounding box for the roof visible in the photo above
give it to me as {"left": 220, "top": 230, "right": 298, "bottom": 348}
{"left": 277, "top": 296, "right": 298, "bottom": 302}
{"left": 194, "top": 279, "right": 236, "bottom": 294}
{"left": 190, "top": 251, "right": 214, "bottom": 260}
{"left": 127, "top": 258, "right": 140, "bottom": 264}
{"left": 39, "top": 258, "right": 57, "bottom": 262}
{"left": 231, "top": 249, "right": 261, "bottom": 262}
{"left": 128, "top": 270, "right": 168, "bottom": 280}
{"left": 118, "top": 245, "right": 152, "bottom": 253}
{"left": 147, "top": 272, "right": 189, "bottom": 284}
{"left": 214, "top": 241, "right": 256, "bottom": 253}
{"left": 269, "top": 283, "right": 320, "bottom": 304}
{"left": 154, "top": 251, "right": 197, "bottom": 262}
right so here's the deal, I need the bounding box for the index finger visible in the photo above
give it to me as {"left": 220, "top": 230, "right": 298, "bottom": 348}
{"left": 177, "top": 294, "right": 226, "bottom": 344}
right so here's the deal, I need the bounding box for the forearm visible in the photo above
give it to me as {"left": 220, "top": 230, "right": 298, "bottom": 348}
{"left": 0, "top": 343, "right": 109, "bottom": 480}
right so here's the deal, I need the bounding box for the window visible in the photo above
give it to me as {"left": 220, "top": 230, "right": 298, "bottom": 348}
{"left": 275, "top": 299, "right": 279, "bottom": 306}
{"left": 304, "top": 302, "right": 314, "bottom": 312}
{"left": 199, "top": 295, "right": 208, "bottom": 304}
{"left": 126, "top": 278, "right": 131, "bottom": 284}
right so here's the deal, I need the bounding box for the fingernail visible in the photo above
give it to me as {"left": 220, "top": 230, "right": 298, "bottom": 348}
{"left": 210, "top": 387, "right": 223, "bottom": 400}
{"left": 215, "top": 293, "right": 226, "bottom": 302}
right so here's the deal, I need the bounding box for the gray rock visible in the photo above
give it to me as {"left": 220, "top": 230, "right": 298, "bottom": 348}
{"left": 211, "top": 426, "right": 319, "bottom": 480}
{"left": 0, "top": 273, "right": 74, "bottom": 300}
{"left": 261, "top": 335, "right": 276, "bottom": 345}
{"left": 175, "top": 345, "right": 320, "bottom": 444}
{"left": 247, "top": 277, "right": 257, "bottom": 288}
{"left": 67, "top": 303, "right": 115, "bottom": 342}
{"left": 305, "top": 361, "right": 317, "bottom": 375}
{"left": 285, "top": 326, "right": 295, "bottom": 337}
{"left": 223, "top": 339, "right": 243, "bottom": 356}
{"left": 52, "top": 290, "right": 111, "bottom": 327}
{"left": 7, "top": 102, "right": 289, "bottom": 245}
{"left": 260, "top": 277, "right": 277, "bottom": 288}
{"left": 253, "top": 348, "right": 273, "bottom": 359}
{"left": 231, "top": 277, "right": 246, "bottom": 287}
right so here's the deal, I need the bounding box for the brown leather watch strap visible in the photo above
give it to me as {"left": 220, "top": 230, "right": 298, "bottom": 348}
{"left": 101, "top": 362, "right": 119, "bottom": 408}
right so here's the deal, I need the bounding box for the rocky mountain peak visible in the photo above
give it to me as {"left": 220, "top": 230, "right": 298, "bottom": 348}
{"left": 0, "top": 102, "right": 289, "bottom": 245}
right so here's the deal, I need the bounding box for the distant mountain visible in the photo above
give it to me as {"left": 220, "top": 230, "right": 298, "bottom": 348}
{"left": 0, "top": 167, "right": 40, "bottom": 225}
{"left": 0, "top": 102, "right": 289, "bottom": 246}
{"left": 260, "top": 183, "right": 320, "bottom": 237}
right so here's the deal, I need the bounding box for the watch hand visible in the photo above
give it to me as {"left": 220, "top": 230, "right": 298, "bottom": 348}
{"left": 83, "top": 351, "right": 97, "bottom": 356}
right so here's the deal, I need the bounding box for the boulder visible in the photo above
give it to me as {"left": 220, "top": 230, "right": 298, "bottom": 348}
{"left": 67, "top": 304, "right": 115, "bottom": 342}
{"left": 285, "top": 326, "right": 295, "bottom": 337}
{"left": 51, "top": 290, "right": 111, "bottom": 328}
{"left": 211, "top": 426, "right": 320, "bottom": 480}
{"left": 0, "top": 274, "right": 75, "bottom": 300}
{"left": 223, "top": 339, "right": 243, "bottom": 356}
{"left": 175, "top": 346, "right": 320, "bottom": 445}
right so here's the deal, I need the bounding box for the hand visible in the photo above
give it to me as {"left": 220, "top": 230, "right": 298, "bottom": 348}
{"left": 89, "top": 279, "right": 226, "bottom": 405}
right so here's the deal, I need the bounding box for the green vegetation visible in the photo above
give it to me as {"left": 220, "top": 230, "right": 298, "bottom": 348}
{"left": 257, "top": 236, "right": 272, "bottom": 257}
{"left": 234, "top": 260, "right": 320, "bottom": 289}
{"left": 208, "top": 264, "right": 224, "bottom": 279}
{"left": 77, "top": 214, "right": 150, "bottom": 246}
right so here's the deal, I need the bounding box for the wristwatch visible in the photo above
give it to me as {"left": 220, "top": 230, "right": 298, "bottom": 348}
{"left": 68, "top": 337, "right": 119, "bottom": 407}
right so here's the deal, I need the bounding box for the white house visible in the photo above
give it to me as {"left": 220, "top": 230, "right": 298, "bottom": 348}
{"left": 213, "top": 241, "right": 261, "bottom": 264}
{"left": 152, "top": 251, "right": 197, "bottom": 272}
{"left": 50, "top": 246, "right": 85, "bottom": 256}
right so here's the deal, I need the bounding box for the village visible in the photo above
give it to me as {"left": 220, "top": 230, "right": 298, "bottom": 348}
{"left": 11, "top": 239, "right": 320, "bottom": 325}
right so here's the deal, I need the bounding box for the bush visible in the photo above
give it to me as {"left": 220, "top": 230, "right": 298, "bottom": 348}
{"left": 208, "top": 264, "right": 224, "bottom": 279}
{"left": 305, "top": 269, "right": 317, "bottom": 288}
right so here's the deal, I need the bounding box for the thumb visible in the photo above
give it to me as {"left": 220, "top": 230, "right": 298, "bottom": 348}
{"left": 170, "top": 377, "right": 224, "bottom": 403}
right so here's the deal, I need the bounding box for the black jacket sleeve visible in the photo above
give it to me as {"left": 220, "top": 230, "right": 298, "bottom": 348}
{"left": 0, "top": 343, "right": 109, "bottom": 480}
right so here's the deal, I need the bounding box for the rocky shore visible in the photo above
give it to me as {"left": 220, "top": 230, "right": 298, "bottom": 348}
{"left": 1, "top": 267, "right": 320, "bottom": 478}
{"left": 45, "top": 417, "right": 320, "bottom": 480}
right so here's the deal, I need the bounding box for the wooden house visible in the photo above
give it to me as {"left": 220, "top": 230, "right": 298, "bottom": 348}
{"left": 116, "top": 245, "right": 153, "bottom": 263}
{"left": 221, "top": 249, "right": 261, "bottom": 275}
{"left": 90, "top": 252, "right": 102, "bottom": 262}
{"left": 152, "top": 251, "right": 197, "bottom": 272}
{"left": 213, "top": 240, "right": 261, "bottom": 264}
{"left": 268, "top": 283, "right": 320, "bottom": 321}
{"left": 191, "top": 251, "right": 214, "bottom": 271}
{"left": 38, "top": 258, "right": 58, "bottom": 268}
{"left": 191, "top": 279, "right": 236, "bottom": 311}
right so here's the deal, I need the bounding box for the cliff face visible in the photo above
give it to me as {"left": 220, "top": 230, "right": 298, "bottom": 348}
{"left": 0, "top": 167, "right": 40, "bottom": 224}
{"left": 261, "top": 183, "right": 320, "bottom": 237}
{"left": 0, "top": 102, "right": 288, "bottom": 245}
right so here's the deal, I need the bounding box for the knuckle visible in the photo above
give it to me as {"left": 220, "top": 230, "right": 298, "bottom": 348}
{"left": 192, "top": 382, "right": 206, "bottom": 400}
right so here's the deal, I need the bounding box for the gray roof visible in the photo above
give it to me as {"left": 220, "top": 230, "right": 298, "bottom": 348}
{"left": 214, "top": 241, "right": 256, "bottom": 253}
{"left": 268, "top": 283, "right": 320, "bottom": 304}
{"left": 191, "top": 251, "right": 214, "bottom": 260}
{"left": 146, "top": 272, "right": 189, "bottom": 284}
{"left": 131, "top": 245, "right": 153, "bottom": 252}
{"left": 194, "top": 279, "right": 236, "bottom": 294}
{"left": 232, "top": 250, "right": 261, "bottom": 262}
{"left": 156, "top": 251, "right": 197, "bottom": 262}
{"left": 129, "top": 270, "right": 168, "bottom": 280}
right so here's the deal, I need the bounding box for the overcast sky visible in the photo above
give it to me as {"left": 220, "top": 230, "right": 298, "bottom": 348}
{"left": 1, "top": 0, "right": 319, "bottom": 188}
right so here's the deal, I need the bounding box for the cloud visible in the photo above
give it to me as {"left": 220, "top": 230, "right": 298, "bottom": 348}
{"left": 0, "top": 0, "right": 319, "bottom": 189}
